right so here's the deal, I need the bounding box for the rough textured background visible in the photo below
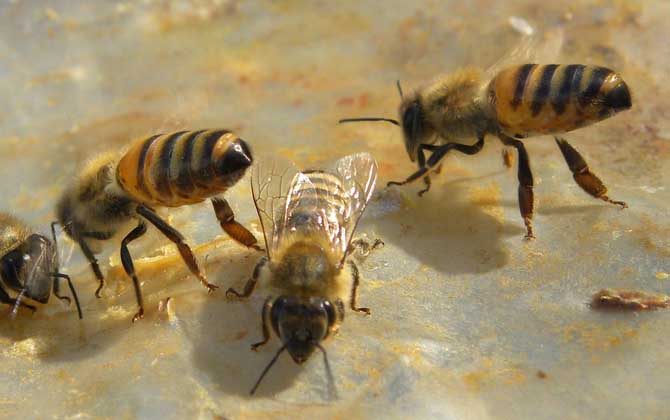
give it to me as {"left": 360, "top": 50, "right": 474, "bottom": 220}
{"left": 0, "top": 1, "right": 669, "bottom": 419}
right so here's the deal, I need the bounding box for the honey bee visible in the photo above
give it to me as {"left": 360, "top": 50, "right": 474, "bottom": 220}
{"left": 0, "top": 213, "right": 82, "bottom": 319}
{"left": 226, "top": 153, "right": 378, "bottom": 394}
{"left": 56, "top": 129, "right": 259, "bottom": 321}
{"left": 341, "top": 62, "right": 631, "bottom": 238}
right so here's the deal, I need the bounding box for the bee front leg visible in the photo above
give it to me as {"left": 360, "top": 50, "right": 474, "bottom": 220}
{"left": 388, "top": 144, "right": 439, "bottom": 194}
{"left": 554, "top": 137, "right": 627, "bottom": 208}
{"left": 119, "top": 221, "right": 148, "bottom": 322}
{"left": 136, "top": 205, "right": 218, "bottom": 293}
{"left": 52, "top": 273, "right": 83, "bottom": 319}
{"left": 76, "top": 238, "right": 105, "bottom": 297}
{"left": 211, "top": 198, "right": 263, "bottom": 251}
{"left": 388, "top": 137, "right": 485, "bottom": 196}
{"left": 348, "top": 238, "right": 385, "bottom": 258}
{"left": 347, "top": 260, "right": 370, "bottom": 315}
{"left": 251, "top": 296, "right": 273, "bottom": 351}
{"left": 226, "top": 257, "right": 268, "bottom": 299}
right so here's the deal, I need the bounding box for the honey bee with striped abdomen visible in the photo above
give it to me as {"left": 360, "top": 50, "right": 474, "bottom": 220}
{"left": 0, "top": 213, "right": 82, "bottom": 319}
{"left": 56, "top": 129, "right": 259, "bottom": 321}
{"left": 226, "top": 153, "right": 378, "bottom": 394}
{"left": 341, "top": 62, "right": 631, "bottom": 238}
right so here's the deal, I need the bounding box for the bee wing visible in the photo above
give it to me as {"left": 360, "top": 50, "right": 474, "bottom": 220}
{"left": 333, "top": 152, "right": 378, "bottom": 263}
{"left": 250, "top": 156, "right": 301, "bottom": 260}
{"left": 484, "top": 17, "right": 564, "bottom": 79}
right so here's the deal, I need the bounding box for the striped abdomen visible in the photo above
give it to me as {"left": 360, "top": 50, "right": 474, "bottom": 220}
{"left": 283, "top": 170, "right": 347, "bottom": 242}
{"left": 116, "top": 129, "right": 252, "bottom": 207}
{"left": 488, "top": 64, "right": 631, "bottom": 137}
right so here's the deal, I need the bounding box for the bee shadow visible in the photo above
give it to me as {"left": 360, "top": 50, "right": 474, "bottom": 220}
{"left": 188, "top": 252, "right": 305, "bottom": 398}
{"left": 367, "top": 180, "right": 523, "bottom": 275}
{"left": 0, "top": 292, "right": 131, "bottom": 363}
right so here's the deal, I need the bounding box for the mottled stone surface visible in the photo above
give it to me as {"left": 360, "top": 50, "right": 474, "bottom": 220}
{"left": 0, "top": 1, "right": 668, "bottom": 418}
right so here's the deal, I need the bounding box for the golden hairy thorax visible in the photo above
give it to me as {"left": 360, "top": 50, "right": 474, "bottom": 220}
{"left": 75, "top": 152, "right": 119, "bottom": 202}
{"left": 0, "top": 213, "right": 30, "bottom": 256}
{"left": 270, "top": 236, "right": 344, "bottom": 297}
{"left": 116, "top": 130, "right": 241, "bottom": 207}
{"left": 488, "top": 64, "right": 630, "bottom": 136}
{"left": 420, "top": 67, "right": 484, "bottom": 123}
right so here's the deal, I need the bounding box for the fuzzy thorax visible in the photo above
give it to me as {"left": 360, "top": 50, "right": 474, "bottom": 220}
{"left": 0, "top": 213, "right": 30, "bottom": 256}
{"left": 266, "top": 234, "right": 352, "bottom": 304}
{"left": 56, "top": 151, "right": 136, "bottom": 251}
{"left": 416, "top": 67, "right": 492, "bottom": 142}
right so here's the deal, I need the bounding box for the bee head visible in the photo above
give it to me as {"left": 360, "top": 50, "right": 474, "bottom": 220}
{"left": 398, "top": 97, "right": 425, "bottom": 162}
{"left": 271, "top": 295, "right": 337, "bottom": 364}
{"left": 0, "top": 234, "right": 54, "bottom": 304}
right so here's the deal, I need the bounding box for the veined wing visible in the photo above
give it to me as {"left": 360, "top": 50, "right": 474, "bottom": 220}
{"left": 250, "top": 156, "right": 300, "bottom": 260}
{"left": 334, "top": 152, "right": 378, "bottom": 263}
{"left": 485, "top": 17, "right": 564, "bottom": 79}
{"left": 251, "top": 153, "right": 378, "bottom": 264}
{"left": 279, "top": 152, "right": 378, "bottom": 264}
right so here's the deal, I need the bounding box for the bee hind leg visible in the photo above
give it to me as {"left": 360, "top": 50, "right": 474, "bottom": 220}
{"left": 211, "top": 198, "right": 263, "bottom": 251}
{"left": 554, "top": 137, "right": 627, "bottom": 208}
{"left": 119, "top": 221, "right": 148, "bottom": 322}
{"left": 136, "top": 205, "right": 218, "bottom": 293}
{"left": 499, "top": 134, "right": 535, "bottom": 239}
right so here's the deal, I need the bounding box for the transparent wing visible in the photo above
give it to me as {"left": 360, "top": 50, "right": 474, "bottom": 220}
{"left": 333, "top": 152, "right": 378, "bottom": 262}
{"left": 485, "top": 17, "right": 564, "bottom": 79}
{"left": 252, "top": 153, "right": 378, "bottom": 263}
{"left": 250, "top": 155, "right": 300, "bottom": 260}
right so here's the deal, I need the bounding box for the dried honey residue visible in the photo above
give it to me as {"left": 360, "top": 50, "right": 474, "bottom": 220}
{"left": 461, "top": 358, "right": 527, "bottom": 392}
{"left": 559, "top": 321, "right": 640, "bottom": 351}
{"left": 4, "top": 338, "right": 49, "bottom": 359}
{"left": 468, "top": 183, "right": 501, "bottom": 208}
{"left": 630, "top": 215, "right": 670, "bottom": 258}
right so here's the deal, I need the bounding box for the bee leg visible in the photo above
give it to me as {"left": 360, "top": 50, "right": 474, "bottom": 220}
{"left": 119, "top": 221, "right": 148, "bottom": 322}
{"left": 502, "top": 148, "right": 514, "bottom": 169}
{"left": 77, "top": 238, "right": 105, "bottom": 297}
{"left": 500, "top": 135, "right": 534, "bottom": 239}
{"left": 211, "top": 197, "right": 262, "bottom": 251}
{"left": 555, "top": 137, "right": 628, "bottom": 208}
{"left": 226, "top": 257, "right": 268, "bottom": 299}
{"left": 0, "top": 286, "right": 36, "bottom": 313}
{"left": 52, "top": 273, "right": 83, "bottom": 319}
{"left": 347, "top": 260, "right": 370, "bottom": 315}
{"left": 251, "top": 296, "right": 273, "bottom": 351}
{"left": 136, "top": 205, "right": 218, "bottom": 293}
{"left": 388, "top": 137, "right": 485, "bottom": 195}
{"left": 348, "top": 238, "right": 385, "bottom": 258}
{"left": 389, "top": 143, "right": 438, "bottom": 193}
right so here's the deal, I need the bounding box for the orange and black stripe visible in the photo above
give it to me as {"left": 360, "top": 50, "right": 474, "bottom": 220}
{"left": 490, "top": 64, "right": 631, "bottom": 135}
{"left": 116, "top": 129, "right": 252, "bottom": 207}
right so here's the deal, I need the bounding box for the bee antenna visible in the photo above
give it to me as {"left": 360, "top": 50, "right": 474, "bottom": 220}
{"left": 396, "top": 80, "right": 404, "bottom": 99}
{"left": 315, "top": 341, "right": 338, "bottom": 400}
{"left": 250, "top": 343, "right": 287, "bottom": 395}
{"left": 338, "top": 117, "right": 399, "bottom": 126}
{"left": 10, "top": 288, "right": 26, "bottom": 319}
